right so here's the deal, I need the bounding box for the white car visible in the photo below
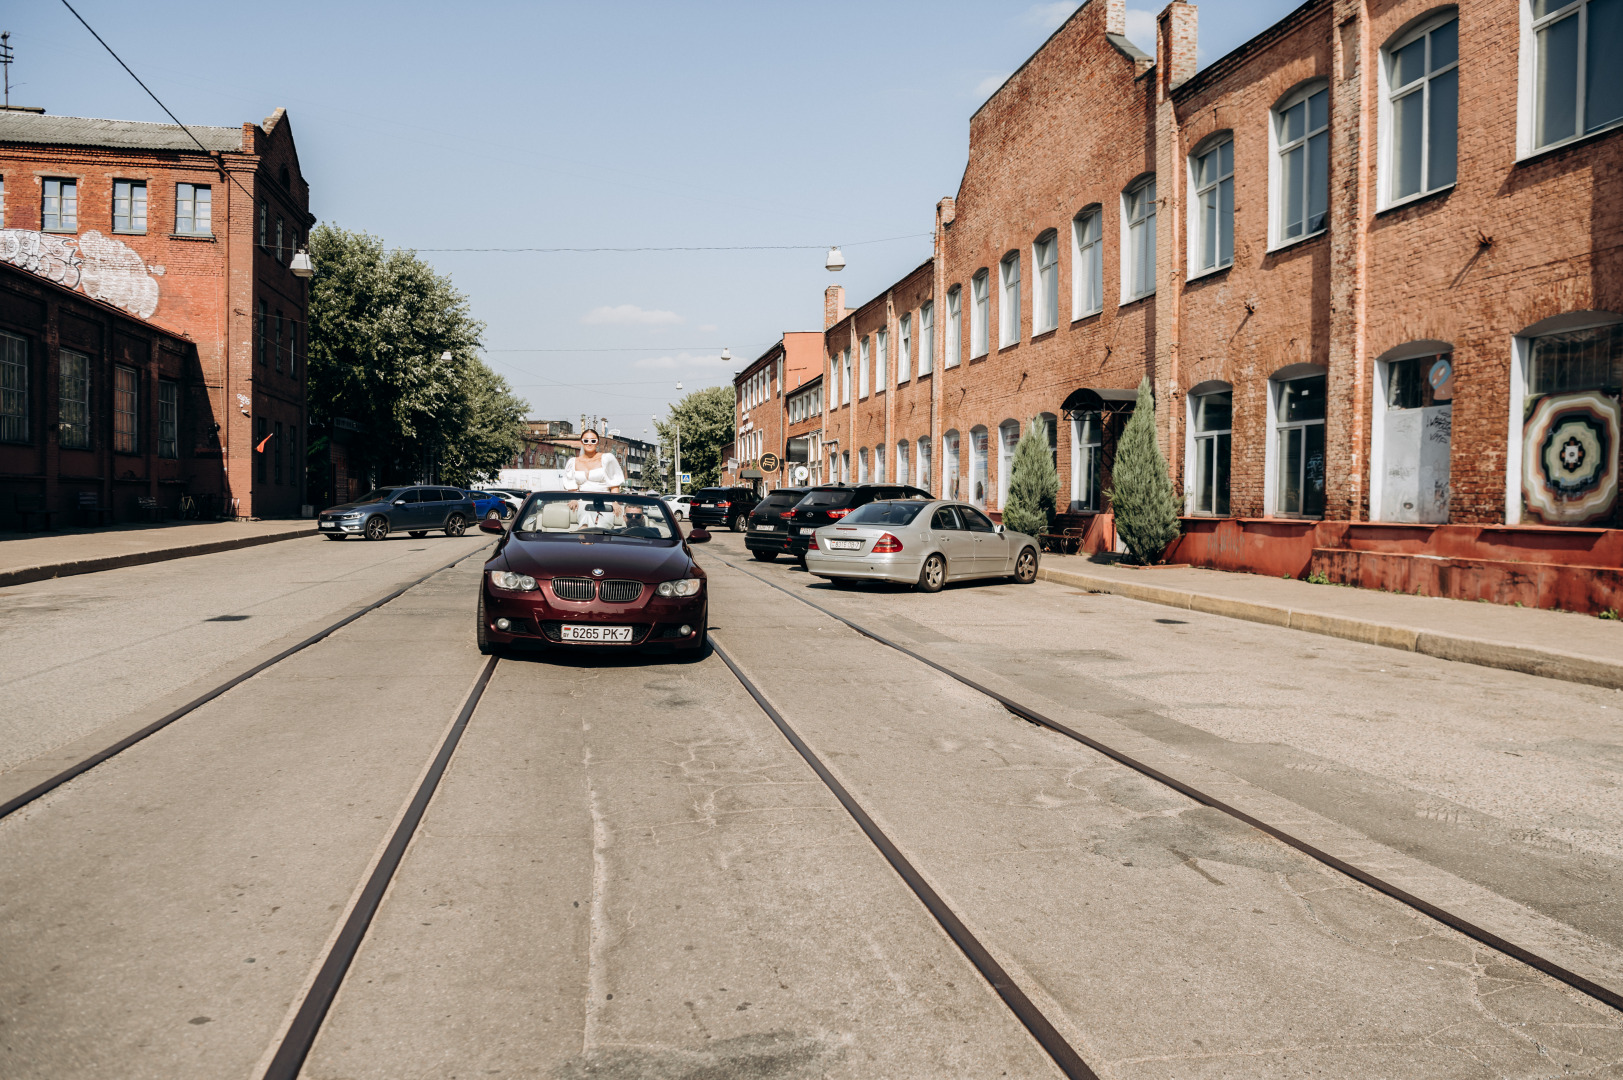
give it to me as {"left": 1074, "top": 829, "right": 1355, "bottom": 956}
{"left": 661, "top": 494, "right": 695, "bottom": 520}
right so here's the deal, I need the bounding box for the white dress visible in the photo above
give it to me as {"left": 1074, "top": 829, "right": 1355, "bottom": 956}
{"left": 563, "top": 454, "right": 625, "bottom": 527}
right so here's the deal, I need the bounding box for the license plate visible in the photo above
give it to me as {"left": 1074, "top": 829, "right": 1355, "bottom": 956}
{"left": 701, "top": 503, "right": 715, "bottom": 508}
{"left": 560, "top": 625, "right": 635, "bottom": 643}
{"left": 826, "top": 539, "right": 862, "bottom": 550}
{"left": 319, "top": 522, "right": 336, "bottom": 529}
{"left": 754, "top": 524, "right": 775, "bottom": 532}
{"left": 799, "top": 527, "right": 815, "bottom": 535}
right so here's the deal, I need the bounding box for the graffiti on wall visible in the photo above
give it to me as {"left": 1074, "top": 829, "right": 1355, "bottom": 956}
{"left": 0, "top": 229, "right": 162, "bottom": 320}
{"left": 1522, "top": 390, "right": 1621, "bottom": 524}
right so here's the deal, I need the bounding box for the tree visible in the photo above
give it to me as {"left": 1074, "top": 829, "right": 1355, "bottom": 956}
{"left": 652, "top": 385, "right": 734, "bottom": 491}
{"left": 1106, "top": 377, "right": 1181, "bottom": 563}
{"left": 306, "top": 224, "right": 524, "bottom": 488}
{"left": 1002, "top": 417, "right": 1059, "bottom": 536}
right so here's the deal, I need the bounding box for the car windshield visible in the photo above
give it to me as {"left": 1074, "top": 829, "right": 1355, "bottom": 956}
{"left": 761, "top": 491, "right": 802, "bottom": 509}
{"left": 514, "top": 493, "right": 678, "bottom": 541}
{"left": 846, "top": 501, "right": 926, "bottom": 526}
{"left": 799, "top": 489, "right": 854, "bottom": 508}
{"left": 694, "top": 489, "right": 732, "bottom": 501}
{"left": 356, "top": 489, "right": 402, "bottom": 503}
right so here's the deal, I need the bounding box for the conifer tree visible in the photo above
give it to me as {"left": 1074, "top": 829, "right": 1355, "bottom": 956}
{"left": 1106, "top": 377, "right": 1181, "bottom": 563}
{"left": 1002, "top": 417, "right": 1059, "bottom": 536}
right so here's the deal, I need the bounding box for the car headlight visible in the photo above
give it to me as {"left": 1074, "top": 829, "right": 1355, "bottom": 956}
{"left": 339, "top": 511, "right": 362, "bottom": 519}
{"left": 489, "top": 570, "right": 538, "bottom": 591}
{"left": 655, "top": 578, "right": 703, "bottom": 597}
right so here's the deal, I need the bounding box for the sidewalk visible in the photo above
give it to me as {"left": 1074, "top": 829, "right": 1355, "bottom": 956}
{"left": 0, "top": 520, "right": 317, "bottom": 587}
{"left": 1038, "top": 553, "right": 1623, "bottom": 690}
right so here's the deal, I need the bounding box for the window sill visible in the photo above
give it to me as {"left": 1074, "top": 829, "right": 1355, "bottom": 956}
{"left": 997, "top": 342, "right": 1020, "bottom": 354}
{"left": 1265, "top": 229, "right": 1327, "bottom": 255}
{"left": 1071, "top": 309, "right": 1104, "bottom": 325}
{"left": 917, "top": 370, "right": 933, "bottom": 380}
{"left": 1031, "top": 327, "right": 1059, "bottom": 343}
{"left": 169, "top": 233, "right": 216, "bottom": 242}
{"left": 1517, "top": 117, "right": 1623, "bottom": 165}
{"left": 42, "top": 228, "right": 78, "bottom": 235}
{"left": 111, "top": 229, "right": 149, "bottom": 237}
{"left": 1185, "top": 262, "right": 1232, "bottom": 284}
{"left": 968, "top": 352, "right": 989, "bottom": 363}
{"left": 1118, "top": 291, "right": 1155, "bottom": 308}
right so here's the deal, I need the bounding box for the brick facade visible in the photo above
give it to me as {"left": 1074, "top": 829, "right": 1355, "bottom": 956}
{"left": 725, "top": 332, "right": 822, "bottom": 491}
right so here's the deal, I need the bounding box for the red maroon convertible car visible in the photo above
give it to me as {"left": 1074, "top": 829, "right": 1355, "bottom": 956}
{"left": 476, "top": 492, "right": 708, "bottom": 656}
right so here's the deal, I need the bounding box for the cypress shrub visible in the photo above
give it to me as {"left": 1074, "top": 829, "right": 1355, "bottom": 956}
{"left": 1002, "top": 417, "right": 1059, "bottom": 537}
{"left": 1106, "top": 377, "right": 1181, "bottom": 563}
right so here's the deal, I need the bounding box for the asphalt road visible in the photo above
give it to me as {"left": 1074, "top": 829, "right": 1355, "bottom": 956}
{"left": 1, "top": 527, "right": 1620, "bottom": 1078}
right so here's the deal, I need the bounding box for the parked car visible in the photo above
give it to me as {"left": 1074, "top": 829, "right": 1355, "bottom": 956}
{"left": 661, "top": 493, "right": 695, "bottom": 520}
{"left": 689, "top": 486, "right": 761, "bottom": 531}
{"left": 743, "top": 487, "right": 809, "bottom": 560}
{"left": 783, "top": 484, "right": 932, "bottom": 560}
{"left": 465, "top": 489, "right": 518, "bottom": 521}
{"left": 476, "top": 491, "right": 707, "bottom": 656}
{"left": 805, "top": 499, "right": 1038, "bottom": 592}
{"left": 318, "top": 486, "right": 476, "bottom": 541}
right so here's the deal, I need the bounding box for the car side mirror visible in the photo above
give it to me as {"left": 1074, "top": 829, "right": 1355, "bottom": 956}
{"left": 479, "top": 516, "right": 506, "bottom": 534}
{"left": 393, "top": 500, "right": 407, "bottom": 506}
{"left": 996, "top": 524, "right": 1005, "bottom": 534}
{"left": 688, "top": 527, "right": 712, "bottom": 544}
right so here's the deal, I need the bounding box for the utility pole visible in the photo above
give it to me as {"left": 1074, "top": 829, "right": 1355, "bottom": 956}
{"left": 1, "top": 33, "right": 13, "bottom": 109}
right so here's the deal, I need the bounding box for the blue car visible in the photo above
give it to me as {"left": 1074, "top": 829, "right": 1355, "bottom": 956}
{"left": 465, "top": 489, "right": 517, "bottom": 521}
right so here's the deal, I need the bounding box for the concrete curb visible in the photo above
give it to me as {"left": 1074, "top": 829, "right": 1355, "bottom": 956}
{"left": 0, "top": 525, "right": 316, "bottom": 588}
{"left": 1039, "top": 565, "right": 1623, "bottom": 691}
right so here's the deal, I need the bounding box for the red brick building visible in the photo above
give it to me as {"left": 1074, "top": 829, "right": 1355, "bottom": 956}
{"left": 822, "top": 0, "right": 1623, "bottom": 611}
{"left": 0, "top": 107, "right": 312, "bottom": 522}
{"left": 724, "top": 332, "right": 822, "bottom": 491}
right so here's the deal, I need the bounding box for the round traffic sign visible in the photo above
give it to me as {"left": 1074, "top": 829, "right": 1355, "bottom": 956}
{"left": 759, "top": 452, "right": 781, "bottom": 472}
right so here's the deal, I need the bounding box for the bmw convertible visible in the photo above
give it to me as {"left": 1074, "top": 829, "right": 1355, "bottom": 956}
{"left": 476, "top": 492, "right": 708, "bottom": 656}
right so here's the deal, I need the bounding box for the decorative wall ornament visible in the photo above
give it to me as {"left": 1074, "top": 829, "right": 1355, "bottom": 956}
{"left": 1522, "top": 390, "right": 1621, "bottom": 524}
{"left": 0, "top": 229, "right": 161, "bottom": 320}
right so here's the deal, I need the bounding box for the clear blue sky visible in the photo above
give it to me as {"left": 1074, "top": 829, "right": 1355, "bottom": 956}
{"left": 11, "top": 0, "right": 1299, "bottom": 439}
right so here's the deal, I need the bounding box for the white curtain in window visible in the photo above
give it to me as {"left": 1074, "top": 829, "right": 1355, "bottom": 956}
{"left": 943, "top": 430, "right": 961, "bottom": 499}
{"left": 971, "top": 273, "right": 990, "bottom": 358}
{"left": 1073, "top": 210, "right": 1103, "bottom": 317}
{"left": 1034, "top": 234, "right": 1058, "bottom": 333}
{"left": 999, "top": 255, "right": 1021, "bottom": 348}
{"left": 997, "top": 420, "right": 1020, "bottom": 508}
{"left": 919, "top": 302, "right": 934, "bottom": 376}
{"left": 971, "top": 428, "right": 989, "bottom": 507}
{"left": 1124, "top": 178, "right": 1157, "bottom": 299}
{"left": 917, "top": 437, "right": 932, "bottom": 492}
{"left": 946, "top": 289, "right": 962, "bottom": 368}
{"left": 859, "top": 339, "right": 870, "bottom": 398}
{"left": 899, "top": 315, "right": 911, "bottom": 382}
{"left": 876, "top": 329, "right": 888, "bottom": 390}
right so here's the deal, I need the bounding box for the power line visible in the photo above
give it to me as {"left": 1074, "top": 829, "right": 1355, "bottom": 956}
{"left": 484, "top": 346, "right": 732, "bottom": 353}
{"left": 416, "top": 232, "right": 932, "bottom": 253}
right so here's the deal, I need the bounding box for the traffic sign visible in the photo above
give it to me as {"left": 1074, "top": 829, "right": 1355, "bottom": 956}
{"left": 679, "top": 472, "right": 692, "bottom": 483}
{"left": 759, "top": 452, "right": 780, "bottom": 472}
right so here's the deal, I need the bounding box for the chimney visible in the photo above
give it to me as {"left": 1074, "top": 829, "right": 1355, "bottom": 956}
{"left": 1158, "top": 3, "right": 1198, "bottom": 92}
{"left": 824, "top": 284, "right": 846, "bottom": 330}
{"left": 1104, "top": 0, "right": 1127, "bottom": 37}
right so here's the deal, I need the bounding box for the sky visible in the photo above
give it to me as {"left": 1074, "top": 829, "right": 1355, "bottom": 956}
{"left": 9, "top": 0, "right": 1301, "bottom": 442}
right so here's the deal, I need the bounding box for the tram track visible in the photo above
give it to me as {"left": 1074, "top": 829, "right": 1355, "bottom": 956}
{"left": 707, "top": 551, "right": 1623, "bottom": 1016}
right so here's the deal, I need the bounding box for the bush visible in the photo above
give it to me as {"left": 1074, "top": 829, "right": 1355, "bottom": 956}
{"left": 1002, "top": 418, "right": 1059, "bottom": 537}
{"left": 1105, "top": 377, "right": 1181, "bottom": 564}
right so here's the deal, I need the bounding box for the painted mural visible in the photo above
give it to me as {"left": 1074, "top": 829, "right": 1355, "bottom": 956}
{"left": 0, "top": 228, "right": 161, "bottom": 321}
{"left": 1522, "top": 390, "right": 1621, "bottom": 524}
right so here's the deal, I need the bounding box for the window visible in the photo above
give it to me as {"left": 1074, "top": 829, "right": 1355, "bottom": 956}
{"left": 858, "top": 447, "right": 869, "bottom": 483}
{"left": 42, "top": 178, "right": 77, "bottom": 232}
{"left": 1071, "top": 412, "right": 1102, "bottom": 511}
{"left": 258, "top": 199, "right": 268, "bottom": 247}
{"left": 1274, "top": 374, "right": 1327, "bottom": 516}
{"left": 1529, "top": 0, "right": 1623, "bottom": 151}
{"left": 919, "top": 301, "right": 934, "bottom": 376}
{"left": 276, "top": 217, "right": 286, "bottom": 263}
{"left": 842, "top": 350, "right": 852, "bottom": 405}
{"left": 1190, "top": 387, "right": 1232, "bottom": 515}
{"left": 114, "top": 365, "right": 139, "bottom": 453}
{"left": 997, "top": 419, "right": 1020, "bottom": 507}
{"left": 257, "top": 301, "right": 269, "bottom": 365}
{"left": 1513, "top": 316, "right": 1623, "bottom": 525}
{"left": 897, "top": 440, "right": 910, "bottom": 487}
{"left": 59, "top": 349, "right": 90, "bottom": 450}
{"left": 946, "top": 287, "right": 963, "bottom": 368}
{"left": 899, "top": 314, "right": 911, "bottom": 383}
{"left": 943, "top": 429, "right": 961, "bottom": 499}
{"left": 999, "top": 253, "right": 1021, "bottom": 347}
{"left": 275, "top": 313, "right": 284, "bottom": 372}
{"left": 840, "top": 450, "right": 850, "bottom": 483}
{"left": 158, "top": 378, "right": 178, "bottom": 459}
{"left": 1072, "top": 208, "right": 1103, "bottom": 318}
{"left": 113, "top": 180, "right": 147, "bottom": 233}
{"left": 1191, "top": 138, "right": 1234, "bottom": 273}
{"left": 876, "top": 328, "right": 888, "bottom": 390}
{"left": 1033, "top": 232, "right": 1059, "bottom": 334}
{"left": 1384, "top": 15, "right": 1458, "bottom": 204}
{"left": 1529, "top": 321, "right": 1623, "bottom": 394}
{"left": 1, "top": 330, "right": 26, "bottom": 443}
{"left": 859, "top": 338, "right": 870, "bottom": 398}
{"left": 176, "top": 183, "right": 212, "bottom": 236}
{"left": 1375, "top": 346, "right": 1454, "bottom": 522}
{"left": 971, "top": 271, "right": 990, "bottom": 358}
{"left": 917, "top": 436, "right": 932, "bottom": 491}
{"left": 875, "top": 444, "right": 887, "bottom": 483}
{"left": 1123, "top": 176, "right": 1157, "bottom": 300}
{"left": 1274, "top": 85, "right": 1329, "bottom": 244}
{"left": 970, "top": 426, "right": 989, "bottom": 506}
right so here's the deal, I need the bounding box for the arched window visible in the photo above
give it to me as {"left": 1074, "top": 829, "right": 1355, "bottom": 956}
{"left": 875, "top": 443, "right": 887, "bottom": 483}
{"left": 841, "top": 450, "right": 850, "bottom": 483}
{"left": 1267, "top": 364, "right": 1328, "bottom": 517}
{"left": 1189, "top": 133, "right": 1234, "bottom": 274}
{"left": 857, "top": 447, "right": 869, "bottom": 484}
{"left": 1033, "top": 231, "right": 1059, "bottom": 334}
{"left": 918, "top": 301, "right": 935, "bottom": 376}
{"left": 1070, "top": 411, "right": 1102, "bottom": 511}
{"left": 1187, "top": 381, "right": 1233, "bottom": 515}
{"left": 942, "top": 429, "right": 961, "bottom": 500}
{"left": 1072, "top": 206, "right": 1104, "bottom": 319}
{"left": 945, "top": 287, "right": 962, "bottom": 369}
{"left": 997, "top": 419, "right": 1021, "bottom": 508}
{"left": 1372, "top": 341, "right": 1454, "bottom": 522}
{"left": 999, "top": 253, "right": 1021, "bottom": 348}
{"left": 971, "top": 270, "right": 990, "bottom": 358}
{"left": 1272, "top": 82, "right": 1330, "bottom": 245}
{"left": 1381, "top": 11, "right": 1458, "bottom": 206}
{"left": 896, "top": 440, "right": 910, "bottom": 489}
{"left": 1121, "top": 175, "right": 1157, "bottom": 301}
{"left": 1039, "top": 412, "right": 1058, "bottom": 469}
{"left": 917, "top": 435, "right": 933, "bottom": 492}
{"left": 970, "top": 425, "right": 990, "bottom": 507}
{"left": 1524, "top": 0, "right": 1623, "bottom": 154}
{"left": 899, "top": 313, "right": 912, "bottom": 384}
{"left": 859, "top": 337, "right": 870, "bottom": 399}
{"left": 876, "top": 328, "right": 889, "bottom": 391}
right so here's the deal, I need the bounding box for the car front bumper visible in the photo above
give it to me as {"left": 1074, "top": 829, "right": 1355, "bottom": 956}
{"left": 804, "top": 549, "right": 926, "bottom": 583}
{"left": 318, "top": 517, "right": 365, "bottom": 533}
{"left": 482, "top": 582, "right": 707, "bottom": 650}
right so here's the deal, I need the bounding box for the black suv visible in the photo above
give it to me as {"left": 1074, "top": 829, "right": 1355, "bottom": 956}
{"left": 743, "top": 487, "right": 809, "bottom": 560}
{"left": 783, "top": 484, "right": 932, "bottom": 559}
{"left": 689, "top": 486, "right": 761, "bottom": 531}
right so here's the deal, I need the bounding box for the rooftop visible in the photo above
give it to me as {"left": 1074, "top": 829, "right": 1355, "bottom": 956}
{"left": 0, "top": 111, "right": 245, "bottom": 153}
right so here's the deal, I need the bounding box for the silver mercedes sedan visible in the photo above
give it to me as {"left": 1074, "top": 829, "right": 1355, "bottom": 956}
{"left": 805, "top": 499, "right": 1040, "bottom": 592}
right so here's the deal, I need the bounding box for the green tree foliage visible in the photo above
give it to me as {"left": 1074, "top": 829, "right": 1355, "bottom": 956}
{"left": 652, "top": 385, "right": 734, "bottom": 491}
{"left": 307, "top": 224, "right": 525, "bottom": 487}
{"left": 1002, "top": 417, "right": 1059, "bottom": 536}
{"left": 1106, "top": 377, "right": 1182, "bottom": 564}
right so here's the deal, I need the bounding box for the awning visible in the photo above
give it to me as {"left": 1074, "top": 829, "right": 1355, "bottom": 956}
{"left": 1060, "top": 387, "right": 1141, "bottom": 415}
{"left": 741, "top": 469, "right": 764, "bottom": 479}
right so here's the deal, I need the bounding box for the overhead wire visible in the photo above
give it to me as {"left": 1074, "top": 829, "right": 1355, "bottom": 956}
{"left": 417, "top": 232, "right": 931, "bottom": 253}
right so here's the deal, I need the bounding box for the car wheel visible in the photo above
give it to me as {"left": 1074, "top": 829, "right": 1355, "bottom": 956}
{"left": 728, "top": 514, "right": 743, "bottom": 533}
{"left": 752, "top": 549, "right": 776, "bottom": 561}
{"left": 476, "top": 589, "right": 496, "bottom": 655}
{"left": 916, "top": 554, "right": 947, "bottom": 593}
{"left": 364, "top": 515, "right": 390, "bottom": 541}
{"left": 444, "top": 514, "right": 466, "bottom": 537}
{"left": 1013, "top": 547, "right": 1038, "bottom": 584}
{"left": 409, "top": 530, "right": 428, "bottom": 538}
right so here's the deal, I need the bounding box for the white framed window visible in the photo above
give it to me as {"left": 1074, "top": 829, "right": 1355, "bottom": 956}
{"left": 1522, "top": 0, "right": 1623, "bottom": 154}
{"left": 1189, "top": 137, "right": 1234, "bottom": 274}
{"left": 970, "top": 271, "right": 990, "bottom": 358}
{"left": 899, "top": 313, "right": 912, "bottom": 383}
{"left": 897, "top": 440, "right": 910, "bottom": 487}
{"left": 0, "top": 330, "right": 27, "bottom": 444}
{"left": 859, "top": 337, "right": 870, "bottom": 398}
{"left": 175, "top": 183, "right": 212, "bottom": 236}
{"left": 946, "top": 287, "right": 962, "bottom": 368}
{"left": 42, "top": 178, "right": 77, "bottom": 232}
{"left": 1069, "top": 412, "right": 1103, "bottom": 511}
{"left": 997, "top": 419, "right": 1020, "bottom": 508}
{"left": 1272, "top": 84, "right": 1330, "bottom": 245}
{"left": 919, "top": 302, "right": 934, "bottom": 376}
{"left": 942, "top": 429, "right": 961, "bottom": 499}
{"left": 1033, "top": 231, "right": 1059, "bottom": 334}
{"left": 1072, "top": 207, "right": 1103, "bottom": 318}
{"left": 999, "top": 253, "right": 1021, "bottom": 348}
{"left": 1186, "top": 384, "right": 1233, "bottom": 515}
{"left": 1269, "top": 371, "right": 1328, "bottom": 517}
{"left": 1121, "top": 176, "right": 1157, "bottom": 301}
{"left": 1372, "top": 342, "right": 1454, "bottom": 523}
{"left": 970, "top": 426, "right": 989, "bottom": 506}
{"left": 842, "top": 349, "right": 852, "bottom": 405}
{"left": 1382, "top": 14, "right": 1458, "bottom": 207}
{"left": 876, "top": 328, "right": 888, "bottom": 390}
{"left": 875, "top": 443, "right": 887, "bottom": 483}
{"left": 858, "top": 447, "right": 869, "bottom": 483}
{"left": 917, "top": 436, "right": 932, "bottom": 491}
{"left": 841, "top": 450, "right": 850, "bottom": 482}
{"left": 113, "top": 180, "right": 148, "bottom": 234}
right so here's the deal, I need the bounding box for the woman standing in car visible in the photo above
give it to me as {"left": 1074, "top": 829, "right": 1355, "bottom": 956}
{"left": 563, "top": 428, "right": 625, "bottom": 527}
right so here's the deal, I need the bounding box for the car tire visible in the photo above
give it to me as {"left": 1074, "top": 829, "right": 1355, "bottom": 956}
{"left": 752, "top": 549, "right": 776, "bottom": 561}
{"left": 409, "top": 530, "right": 428, "bottom": 538}
{"left": 476, "top": 589, "right": 496, "bottom": 655}
{"left": 444, "top": 514, "right": 467, "bottom": 537}
{"left": 364, "top": 515, "right": 390, "bottom": 541}
{"left": 1013, "top": 547, "right": 1038, "bottom": 584}
{"left": 728, "top": 514, "right": 743, "bottom": 533}
{"left": 916, "top": 554, "right": 947, "bottom": 593}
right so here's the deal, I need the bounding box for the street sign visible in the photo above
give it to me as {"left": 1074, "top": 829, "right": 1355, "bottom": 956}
{"left": 793, "top": 465, "right": 809, "bottom": 482}
{"left": 679, "top": 472, "right": 692, "bottom": 484}
{"left": 759, "top": 452, "right": 781, "bottom": 472}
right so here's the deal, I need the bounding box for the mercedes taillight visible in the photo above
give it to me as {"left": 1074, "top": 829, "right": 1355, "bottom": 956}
{"left": 872, "top": 533, "right": 904, "bottom": 553}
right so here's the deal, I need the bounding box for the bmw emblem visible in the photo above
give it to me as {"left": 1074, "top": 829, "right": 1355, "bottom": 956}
{"left": 591, "top": 568, "right": 604, "bottom": 577}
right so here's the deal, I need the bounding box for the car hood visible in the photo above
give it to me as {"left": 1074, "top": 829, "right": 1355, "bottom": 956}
{"left": 497, "top": 538, "right": 697, "bottom": 582}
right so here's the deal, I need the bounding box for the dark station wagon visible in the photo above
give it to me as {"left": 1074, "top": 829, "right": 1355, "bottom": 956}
{"left": 743, "top": 487, "right": 809, "bottom": 560}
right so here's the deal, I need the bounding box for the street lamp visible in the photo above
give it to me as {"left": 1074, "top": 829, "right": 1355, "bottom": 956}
{"left": 290, "top": 248, "right": 315, "bottom": 278}
{"left": 825, "top": 246, "right": 845, "bottom": 272}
